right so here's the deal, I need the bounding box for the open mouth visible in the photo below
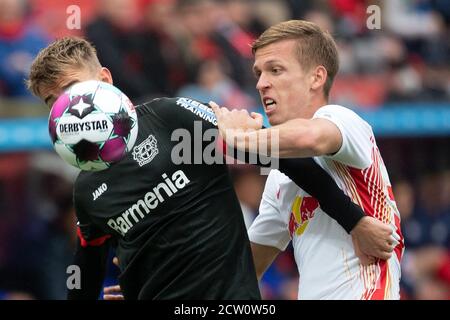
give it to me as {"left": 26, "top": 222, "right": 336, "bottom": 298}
{"left": 264, "top": 97, "right": 277, "bottom": 112}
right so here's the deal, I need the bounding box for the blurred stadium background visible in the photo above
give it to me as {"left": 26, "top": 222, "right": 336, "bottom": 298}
{"left": 0, "top": 0, "right": 449, "bottom": 300}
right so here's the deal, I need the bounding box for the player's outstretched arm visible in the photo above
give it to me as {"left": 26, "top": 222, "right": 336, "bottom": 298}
{"left": 210, "top": 102, "right": 340, "bottom": 158}
{"left": 67, "top": 238, "right": 111, "bottom": 300}
{"left": 210, "top": 102, "right": 396, "bottom": 264}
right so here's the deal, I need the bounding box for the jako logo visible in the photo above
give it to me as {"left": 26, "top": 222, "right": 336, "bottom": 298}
{"left": 107, "top": 170, "right": 190, "bottom": 236}
{"left": 93, "top": 183, "right": 107, "bottom": 201}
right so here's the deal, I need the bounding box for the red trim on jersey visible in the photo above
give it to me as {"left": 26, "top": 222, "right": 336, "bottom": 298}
{"left": 370, "top": 260, "right": 388, "bottom": 300}
{"left": 333, "top": 145, "right": 405, "bottom": 300}
{"left": 347, "top": 165, "right": 404, "bottom": 258}
{"left": 387, "top": 186, "right": 395, "bottom": 201}
{"left": 347, "top": 166, "right": 376, "bottom": 217}
{"left": 76, "top": 227, "right": 111, "bottom": 248}
{"left": 393, "top": 214, "right": 404, "bottom": 261}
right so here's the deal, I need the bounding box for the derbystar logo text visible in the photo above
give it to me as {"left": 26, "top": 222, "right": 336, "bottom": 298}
{"left": 107, "top": 170, "right": 190, "bottom": 236}
{"left": 59, "top": 120, "right": 108, "bottom": 133}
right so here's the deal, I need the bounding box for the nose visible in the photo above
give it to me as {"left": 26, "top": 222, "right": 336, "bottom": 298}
{"left": 256, "top": 74, "right": 271, "bottom": 91}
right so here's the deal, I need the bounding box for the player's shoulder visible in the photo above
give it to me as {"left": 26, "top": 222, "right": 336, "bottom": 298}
{"left": 265, "top": 169, "right": 289, "bottom": 186}
{"left": 315, "top": 104, "right": 358, "bottom": 118}
{"left": 136, "top": 97, "right": 176, "bottom": 113}
{"left": 314, "top": 104, "right": 371, "bottom": 128}
{"left": 137, "top": 96, "right": 214, "bottom": 121}
{"left": 73, "top": 170, "right": 98, "bottom": 195}
{"left": 137, "top": 96, "right": 209, "bottom": 111}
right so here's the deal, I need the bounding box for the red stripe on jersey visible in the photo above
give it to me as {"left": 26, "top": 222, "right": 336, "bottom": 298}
{"left": 387, "top": 186, "right": 395, "bottom": 201}
{"left": 347, "top": 166, "right": 376, "bottom": 217}
{"left": 346, "top": 147, "right": 390, "bottom": 224}
{"left": 370, "top": 260, "right": 388, "bottom": 300}
{"left": 393, "top": 214, "right": 405, "bottom": 261}
{"left": 347, "top": 158, "right": 405, "bottom": 261}
{"left": 76, "top": 227, "right": 111, "bottom": 247}
{"left": 336, "top": 146, "right": 404, "bottom": 261}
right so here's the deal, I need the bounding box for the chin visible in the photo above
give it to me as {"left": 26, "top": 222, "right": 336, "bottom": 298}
{"left": 268, "top": 115, "right": 283, "bottom": 126}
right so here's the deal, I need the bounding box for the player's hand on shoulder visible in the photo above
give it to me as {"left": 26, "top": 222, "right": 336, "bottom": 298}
{"left": 210, "top": 101, "right": 263, "bottom": 142}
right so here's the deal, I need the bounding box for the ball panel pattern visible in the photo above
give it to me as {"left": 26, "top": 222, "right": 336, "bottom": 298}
{"left": 100, "top": 137, "right": 126, "bottom": 163}
{"left": 49, "top": 80, "right": 138, "bottom": 171}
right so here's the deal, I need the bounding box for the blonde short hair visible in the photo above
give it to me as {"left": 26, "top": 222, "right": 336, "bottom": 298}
{"left": 252, "top": 20, "right": 339, "bottom": 97}
{"left": 27, "top": 37, "right": 101, "bottom": 97}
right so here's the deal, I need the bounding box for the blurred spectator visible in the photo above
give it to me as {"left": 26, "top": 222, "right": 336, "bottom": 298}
{"left": 212, "top": 0, "right": 259, "bottom": 91}
{"left": 29, "top": 0, "right": 97, "bottom": 38}
{"left": 221, "top": 0, "right": 267, "bottom": 35}
{"left": 394, "top": 175, "right": 450, "bottom": 300}
{"left": 383, "top": 0, "right": 450, "bottom": 103}
{"left": 384, "top": 0, "right": 444, "bottom": 39}
{"left": 85, "top": 0, "right": 154, "bottom": 101}
{"left": 0, "top": 153, "right": 77, "bottom": 299}
{"left": 329, "top": 0, "right": 369, "bottom": 36}
{"left": 177, "top": 58, "right": 256, "bottom": 110}
{"left": 137, "top": 0, "right": 187, "bottom": 98}
{"left": 176, "top": 0, "right": 258, "bottom": 93}
{"left": 0, "top": 0, "right": 49, "bottom": 99}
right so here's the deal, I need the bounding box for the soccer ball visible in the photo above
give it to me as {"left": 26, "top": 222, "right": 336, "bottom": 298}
{"left": 48, "top": 80, "right": 138, "bottom": 171}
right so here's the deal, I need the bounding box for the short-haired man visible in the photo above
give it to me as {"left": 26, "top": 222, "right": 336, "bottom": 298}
{"left": 213, "top": 20, "right": 404, "bottom": 299}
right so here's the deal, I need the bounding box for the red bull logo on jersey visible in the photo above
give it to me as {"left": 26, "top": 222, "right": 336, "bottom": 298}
{"left": 288, "top": 196, "right": 320, "bottom": 237}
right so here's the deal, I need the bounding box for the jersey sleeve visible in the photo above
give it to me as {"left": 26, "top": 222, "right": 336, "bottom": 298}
{"left": 313, "top": 105, "right": 374, "bottom": 169}
{"left": 73, "top": 187, "right": 111, "bottom": 247}
{"left": 248, "top": 172, "right": 291, "bottom": 251}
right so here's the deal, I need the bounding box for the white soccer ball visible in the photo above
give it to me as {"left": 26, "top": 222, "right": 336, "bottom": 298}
{"left": 48, "top": 80, "right": 138, "bottom": 171}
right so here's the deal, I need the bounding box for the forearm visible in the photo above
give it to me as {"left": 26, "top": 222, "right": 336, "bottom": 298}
{"left": 277, "top": 158, "right": 365, "bottom": 233}
{"left": 230, "top": 118, "right": 329, "bottom": 158}
{"left": 67, "top": 239, "right": 110, "bottom": 300}
{"left": 226, "top": 147, "right": 365, "bottom": 233}
{"left": 228, "top": 118, "right": 341, "bottom": 158}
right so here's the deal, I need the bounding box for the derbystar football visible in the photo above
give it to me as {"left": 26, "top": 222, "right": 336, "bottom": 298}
{"left": 48, "top": 80, "right": 138, "bottom": 171}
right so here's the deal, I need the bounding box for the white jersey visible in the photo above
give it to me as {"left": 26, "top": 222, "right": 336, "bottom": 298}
{"left": 249, "top": 105, "right": 404, "bottom": 300}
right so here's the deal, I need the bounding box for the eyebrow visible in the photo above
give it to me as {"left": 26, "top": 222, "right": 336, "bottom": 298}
{"left": 44, "top": 80, "right": 78, "bottom": 106}
{"left": 253, "top": 59, "right": 282, "bottom": 73}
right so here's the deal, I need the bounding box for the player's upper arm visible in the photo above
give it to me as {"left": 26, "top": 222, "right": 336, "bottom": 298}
{"left": 269, "top": 116, "right": 342, "bottom": 158}
{"left": 308, "top": 117, "right": 343, "bottom": 156}
{"left": 313, "top": 105, "right": 374, "bottom": 169}
{"left": 250, "top": 242, "right": 281, "bottom": 281}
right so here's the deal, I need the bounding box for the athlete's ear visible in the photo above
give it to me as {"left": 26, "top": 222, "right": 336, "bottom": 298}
{"left": 310, "top": 65, "right": 327, "bottom": 92}
{"left": 99, "top": 67, "right": 113, "bottom": 85}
